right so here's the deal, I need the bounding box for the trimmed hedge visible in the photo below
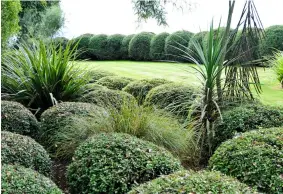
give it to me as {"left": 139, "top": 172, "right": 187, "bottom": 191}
{"left": 67, "top": 133, "right": 182, "bottom": 194}
{"left": 81, "top": 83, "right": 106, "bottom": 94}
{"left": 86, "top": 69, "right": 115, "bottom": 83}
{"left": 187, "top": 31, "right": 208, "bottom": 63}
{"left": 1, "top": 131, "right": 51, "bottom": 176}
{"left": 150, "top": 32, "right": 170, "bottom": 60}
{"left": 96, "top": 76, "right": 134, "bottom": 90}
{"left": 260, "top": 25, "right": 283, "bottom": 56}
{"left": 129, "top": 32, "right": 155, "bottom": 61}
{"left": 2, "top": 164, "right": 63, "bottom": 194}
{"left": 129, "top": 170, "right": 257, "bottom": 194}
{"left": 39, "top": 102, "right": 109, "bottom": 151}
{"left": 106, "top": 34, "right": 125, "bottom": 60}
{"left": 209, "top": 127, "right": 283, "bottom": 193}
{"left": 213, "top": 103, "right": 283, "bottom": 150}
{"left": 78, "top": 87, "right": 136, "bottom": 109}
{"left": 1, "top": 101, "right": 39, "bottom": 138}
{"left": 121, "top": 34, "right": 135, "bottom": 59}
{"left": 72, "top": 33, "right": 93, "bottom": 59}
{"left": 52, "top": 37, "right": 69, "bottom": 49}
{"left": 144, "top": 83, "right": 196, "bottom": 117}
{"left": 88, "top": 34, "right": 108, "bottom": 60}
{"left": 165, "top": 30, "right": 193, "bottom": 62}
{"left": 123, "top": 78, "right": 171, "bottom": 104}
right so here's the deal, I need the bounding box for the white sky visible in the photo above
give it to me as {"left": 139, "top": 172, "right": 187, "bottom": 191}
{"left": 59, "top": 0, "right": 283, "bottom": 39}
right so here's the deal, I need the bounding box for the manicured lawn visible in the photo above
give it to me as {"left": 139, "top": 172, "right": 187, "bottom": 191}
{"left": 78, "top": 61, "right": 283, "bottom": 106}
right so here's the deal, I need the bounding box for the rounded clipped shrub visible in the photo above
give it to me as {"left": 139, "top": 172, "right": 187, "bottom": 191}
{"left": 150, "top": 32, "right": 170, "bottom": 60}
{"left": 2, "top": 164, "right": 63, "bottom": 194}
{"left": 88, "top": 34, "right": 108, "bottom": 60}
{"left": 78, "top": 87, "right": 136, "bottom": 109}
{"left": 123, "top": 78, "right": 171, "bottom": 104}
{"left": 67, "top": 133, "right": 182, "bottom": 194}
{"left": 96, "top": 76, "right": 134, "bottom": 90}
{"left": 40, "top": 102, "right": 109, "bottom": 150}
{"left": 1, "top": 131, "right": 51, "bottom": 176}
{"left": 188, "top": 31, "right": 207, "bottom": 63}
{"left": 209, "top": 127, "right": 283, "bottom": 193}
{"left": 106, "top": 34, "right": 125, "bottom": 60}
{"left": 121, "top": 34, "right": 135, "bottom": 59}
{"left": 1, "top": 101, "right": 39, "bottom": 138}
{"left": 72, "top": 33, "right": 93, "bottom": 59}
{"left": 145, "top": 83, "right": 196, "bottom": 117}
{"left": 213, "top": 103, "right": 283, "bottom": 149}
{"left": 81, "top": 83, "right": 106, "bottom": 94}
{"left": 129, "top": 32, "right": 155, "bottom": 61}
{"left": 260, "top": 25, "right": 283, "bottom": 56}
{"left": 128, "top": 170, "right": 257, "bottom": 194}
{"left": 165, "top": 30, "right": 193, "bottom": 62}
{"left": 86, "top": 69, "right": 116, "bottom": 83}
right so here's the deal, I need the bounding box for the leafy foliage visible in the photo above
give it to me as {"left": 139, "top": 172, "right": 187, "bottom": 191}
{"left": 270, "top": 51, "right": 283, "bottom": 88}
{"left": 1, "top": 40, "right": 88, "bottom": 113}
{"left": 121, "top": 34, "right": 135, "bottom": 59}
{"left": 67, "top": 133, "right": 182, "bottom": 194}
{"left": 2, "top": 164, "right": 63, "bottom": 194}
{"left": 129, "top": 170, "right": 257, "bottom": 193}
{"left": 187, "top": 31, "right": 208, "bottom": 63}
{"left": 96, "top": 76, "right": 134, "bottom": 90}
{"left": 1, "top": 0, "right": 22, "bottom": 48}
{"left": 165, "top": 30, "right": 193, "bottom": 62}
{"left": 88, "top": 34, "right": 108, "bottom": 60}
{"left": 72, "top": 34, "right": 93, "bottom": 59}
{"left": 1, "top": 131, "right": 51, "bottom": 176}
{"left": 209, "top": 128, "right": 283, "bottom": 193}
{"left": 1, "top": 101, "right": 39, "bottom": 138}
{"left": 129, "top": 32, "right": 155, "bottom": 61}
{"left": 123, "top": 78, "right": 171, "bottom": 104}
{"left": 260, "top": 25, "right": 283, "bottom": 56}
{"left": 150, "top": 32, "right": 170, "bottom": 60}
{"left": 106, "top": 34, "right": 125, "bottom": 59}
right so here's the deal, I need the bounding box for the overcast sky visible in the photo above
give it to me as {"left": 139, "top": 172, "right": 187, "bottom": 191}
{"left": 59, "top": 0, "right": 283, "bottom": 39}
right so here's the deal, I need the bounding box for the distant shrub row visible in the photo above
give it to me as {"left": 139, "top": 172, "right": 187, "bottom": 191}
{"left": 53, "top": 25, "right": 283, "bottom": 63}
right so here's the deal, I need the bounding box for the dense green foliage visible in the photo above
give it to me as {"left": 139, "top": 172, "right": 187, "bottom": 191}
{"left": 39, "top": 102, "right": 109, "bottom": 153}
{"left": 209, "top": 128, "right": 283, "bottom": 193}
{"left": 187, "top": 31, "right": 207, "bottom": 63}
{"left": 260, "top": 25, "right": 283, "bottom": 56}
{"left": 67, "top": 133, "right": 182, "bottom": 194}
{"left": 2, "top": 164, "right": 62, "bottom": 194}
{"left": 213, "top": 104, "right": 283, "bottom": 149}
{"left": 1, "top": 40, "right": 88, "bottom": 113}
{"left": 129, "top": 32, "right": 155, "bottom": 61}
{"left": 270, "top": 51, "right": 283, "bottom": 87}
{"left": 96, "top": 76, "right": 134, "bottom": 90}
{"left": 87, "top": 69, "right": 116, "bottom": 83}
{"left": 72, "top": 34, "right": 93, "bottom": 59}
{"left": 1, "top": 0, "right": 22, "bottom": 48}
{"left": 145, "top": 83, "right": 196, "bottom": 117}
{"left": 1, "top": 101, "right": 39, "bottom": 138}
{"left": 106, "top": 34, "right": 125, "bottom": 59}
{"left": 52, "top": 37, "right": 69, "bottom": 50}
{"left": 81, "top": 83, "right": 106, "bottom": 94}
{"left": 165, "top": 30, "right": 193, "bottom": 62}
{"left": 1, "top": 131, "right": 51, "bottom": 176}
{"left": 121, "top": 34, "right": 135, "bottom": 59}
{"left": 129, "top": 170, "right": 257, "bottom": 193}
{"left": 123, "top": 78, "right": 171, "bottom": 104}
{"left": 150, "top": 32, "right": 170, "bottom": 60}
{"left": 88, "top": 34, "right": 108, "bottom": 60}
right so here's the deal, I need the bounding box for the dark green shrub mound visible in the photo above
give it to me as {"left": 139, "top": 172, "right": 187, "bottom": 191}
{"left": 78, "top": 87, "right": 136, "bottom": 109}
{"left": 1, "top": 101, "right": 39, "bottom": 138}
{"left": 213, "top": 103, "right": 283, "bottom": 149}
{"left": 88, "top": 34, "right": 108, "bottom": 60}
{"left": 209, "top": 128, "right": 283, "bottom": 193}
{"left": 1, "top": 131, "right": 51, "bottom": 176}
{"left": 145, "top": 83, "right": 196, "bottom": 117}
{"left": 150, "top": 32, "right": 170, "bottom": 61}
{"left": 2, "top": 164, "right": 63, "bottom": 194}
{"left": 165, "top": 30, "right": 193, "bottom": 62}
{"left": 52, "top": 37, "right": 69, "bottom": 49}
{"left": 188, "top": 31, "right": 208, "bottom": 63}
{"left": 128, "top": 170, "right": 257, "bottom": 194}
{"left": 67, "top": 133, "right": 182, "bottom": 194}
{"left": 129, "top": 32, "right": 155, "bottom": 61}
{"left": 81, "top": 83, "right": 106, "bottom": 94}
{"left": 86, "top": 69, "right": 115, "bottom": 83}
{"left": 260, "top": 25, "right": 283, "bottom": 56}
{"left": 121, "top": 34, "right": 135, "bottom": 59}
{"left": 123, "top": 78, "right": 171, "bottom": 104}
{"left": 106, "top": 34, "right": 125, "bottom": 60}
{"left": 96, "top": 76, "right": 134, "bottom": 90}
{"left": 72, "top": 33, "right": 93, "bottom": 59}
{"left": 40, "top": 102, "right": 109, "bottom": 151}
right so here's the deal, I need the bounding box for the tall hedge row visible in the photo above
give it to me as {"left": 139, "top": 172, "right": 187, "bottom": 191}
{"left": 69, "top": 25, "right": 283, "bottom": 61}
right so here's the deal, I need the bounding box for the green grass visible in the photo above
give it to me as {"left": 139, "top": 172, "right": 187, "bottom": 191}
{"left": 77, "top": 61, "right": 283, "bottom": 106}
